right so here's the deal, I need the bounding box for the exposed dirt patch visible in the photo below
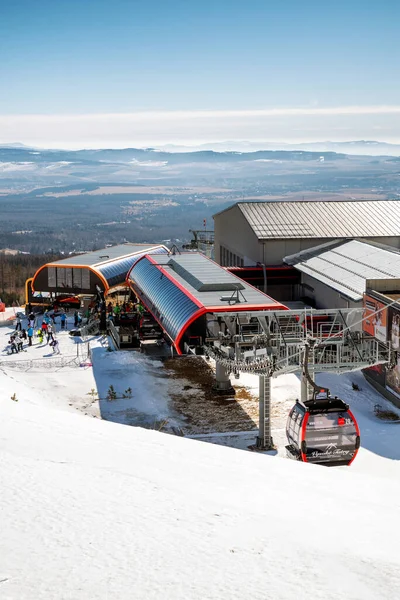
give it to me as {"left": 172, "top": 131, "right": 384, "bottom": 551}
{"left": 375, "top": 409, "right": 400, "bottom": 422}
{"left": 164, "top": 356, "right": 258, "bottom": 434}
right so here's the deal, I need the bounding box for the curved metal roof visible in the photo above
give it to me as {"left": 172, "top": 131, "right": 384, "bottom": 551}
{"left": 32, "top": 244, "right": 169, "bottom": 293}
{"left": 127, "top": 252, "right": 285, "bottom": 353}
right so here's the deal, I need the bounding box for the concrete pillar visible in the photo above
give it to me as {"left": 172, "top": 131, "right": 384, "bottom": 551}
{"left": 213, "top": 362, "right": 234, "bottom": 394}
{"left": 256, "top": 375, "right": 273, "bottom": 450}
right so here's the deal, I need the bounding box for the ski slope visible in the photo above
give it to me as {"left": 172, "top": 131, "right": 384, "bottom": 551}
{"left": 0, "top": 311, "right": 400, "bottom": 599}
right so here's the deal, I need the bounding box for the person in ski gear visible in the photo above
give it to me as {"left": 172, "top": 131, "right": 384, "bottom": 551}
{"left": 50, "top": 339, "right": 60, "bottom": 354}
{"left": 27, "top": 326, "right": 34, "bottom": 346}
{"left": 37, "top": 329, "right": 44, "bottom": 344}
{"left": 47, "top": 323, "right": 54, "bottom": 343}
{"left": 14, "top": 333, "right": 23, "bottom": 352}
{"left": 8, "top": 336, "right": 18, "bottom": 354}
{"left": 41, "top": 321, "right": 48, "bottom": 336}
{"left": 60, "top": 313, "right": 67, "bottom": 330}
{"left": 74, "top": 310, "right": 79, "bottom": 327}
{"left": 20, "top": 329, "right": 27, "bottom": 341}
{"left": 15, "top": 315, "right": 22, "bottom": 331}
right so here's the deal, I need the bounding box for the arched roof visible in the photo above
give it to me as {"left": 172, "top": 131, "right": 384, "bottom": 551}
{"left": 31, "top": 243, "right": 169, "bottom": 294}
{"left": 127, "top": 252, "right": 286, "bottom": 353}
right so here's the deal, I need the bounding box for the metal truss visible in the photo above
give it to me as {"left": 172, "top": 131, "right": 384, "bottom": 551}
{"left": 205, "top": 307, "right": 392, "bottom": 377}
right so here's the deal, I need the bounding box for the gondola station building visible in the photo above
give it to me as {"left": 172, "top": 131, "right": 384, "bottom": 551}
{"left": 214, "top": 200, "right": 400, "bottom": 267}
{"left": 213, "top": 199, "right": 400, "bottom": 407}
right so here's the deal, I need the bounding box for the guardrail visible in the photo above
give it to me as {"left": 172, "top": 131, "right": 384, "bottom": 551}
{"left": 0, "top": 342, "right": 91, "bottom": 372}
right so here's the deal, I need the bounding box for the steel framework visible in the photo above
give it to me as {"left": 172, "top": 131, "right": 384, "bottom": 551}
{"left": 203, "top": 308, "right": 392, "bottom": 449}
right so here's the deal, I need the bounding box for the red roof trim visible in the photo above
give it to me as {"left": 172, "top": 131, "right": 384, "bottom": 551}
{"left": 175, "top": 307, "right": 208, "bottom": 353}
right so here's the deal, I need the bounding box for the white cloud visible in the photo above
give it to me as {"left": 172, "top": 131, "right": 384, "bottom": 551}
{"left": 1, "top": 106, "right": 400, "bottom": 149}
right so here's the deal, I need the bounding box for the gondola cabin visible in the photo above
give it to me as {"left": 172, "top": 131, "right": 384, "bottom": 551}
{"left": 286, "top": 396, "right": 360, "bottom": 466}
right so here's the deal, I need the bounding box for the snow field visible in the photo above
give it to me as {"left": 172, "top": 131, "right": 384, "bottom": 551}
{"left": 0, "top": 309, "right": 400, "bottom": 598}
{"left": 1, "top": 398, "right": 400, "bottom": 600}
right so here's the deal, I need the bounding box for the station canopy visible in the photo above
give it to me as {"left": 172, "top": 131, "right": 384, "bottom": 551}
{"left": 127, "top": 252, "right": 286, "bottom": 354}
{"left": 32, "top": 243, "right": 169, "bottom": 295}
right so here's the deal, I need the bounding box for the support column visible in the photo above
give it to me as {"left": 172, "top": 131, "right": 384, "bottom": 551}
{"left": 213, "top": 362, "right": 235, "bottom": 395}
{"left": 256, "top": 375, "right": 273, "bottom": 450}
{"left": 301, "top": 346, "right": 315, "bottom": 403}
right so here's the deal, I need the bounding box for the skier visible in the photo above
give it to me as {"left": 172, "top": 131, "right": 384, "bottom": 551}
{"left": 41, "top": 321, "right": 48, "bottom": 337}
{"left": 60, "top": 313, "right": 67, "bottom": 330}
{"left": 14, "top": 333, "right": 23, "bottom": 352}
{"left": 47, "top": 322, "right": 54, "bottom": 343}
{"left": 37, "top": 329, "right": 44, "bottom": 344}
{"left": 15, "top": 315, "right": 22, "bottom": 331}
{"left": 8, "top": 335, "right": 18, "bottom": 354}
{"left": 74, "top": 310, "right": 79, "bottom": 327}
{"left": 27, "top": 326, "right": 34, "bottom": 346}
{"left": 50, "top": 339, "right": 61, "bottom": 354}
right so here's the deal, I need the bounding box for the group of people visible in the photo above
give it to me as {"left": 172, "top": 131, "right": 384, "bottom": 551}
{"left": 106, "top": 300, "right": 144, "bottom": 325}
{"left": 6, "top": 309, "right": 64, "bottom": 356}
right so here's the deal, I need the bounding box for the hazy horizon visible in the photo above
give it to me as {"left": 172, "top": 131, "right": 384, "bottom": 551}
{"left": 1, "top": 106, "right": 400, "bottom": 150}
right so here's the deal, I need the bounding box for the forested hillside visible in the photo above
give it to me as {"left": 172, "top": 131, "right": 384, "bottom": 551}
{"left": 0, "top": 253, "right": 61, "bottom": 305}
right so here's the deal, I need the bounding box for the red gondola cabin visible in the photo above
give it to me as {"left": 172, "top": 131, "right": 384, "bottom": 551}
{"left": 286, "top": 396, "right": 360, "bottom": 466}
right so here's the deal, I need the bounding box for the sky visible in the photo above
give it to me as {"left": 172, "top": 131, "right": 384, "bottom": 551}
{"left": 1, "top": 0, "right": 400, "bottom": 148}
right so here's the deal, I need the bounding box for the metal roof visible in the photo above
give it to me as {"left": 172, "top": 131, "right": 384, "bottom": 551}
{"left": 128, "top": 252, "right": 284, "bottom": 353}
{"left": 50, "top": 244, "right": 161, "bottom": 267}
{"left": 139, "top": 253, "right": 282, "bottom": 308}
{"left": 220, "top": 201, "right": 400, "bottom": 239}
{"left": 32, "top": 243, "right": 169, "bottom": 292}
{"left": 284, "top": 240, "right": 400, "bottom": 300}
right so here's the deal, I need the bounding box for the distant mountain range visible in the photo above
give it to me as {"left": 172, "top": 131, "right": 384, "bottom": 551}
{"left": 158, "top": 140, "right": 400, "bottom": 157}
{"left": 0, "top": 145, "right": 348, "bottom": 166}
{"left": 1, "top": 140, "right": 400, "bottom": 157}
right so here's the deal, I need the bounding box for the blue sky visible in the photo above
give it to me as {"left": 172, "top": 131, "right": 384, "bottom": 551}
{"left": 1, "top": 0, "right": 399, "bottom": 147}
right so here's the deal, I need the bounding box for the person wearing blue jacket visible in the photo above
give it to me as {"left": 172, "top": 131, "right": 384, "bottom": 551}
{"left": 60, "top": 313, "right": 67, "bottom": 330}
{"left": 27, "top": 326, "right": 34, "bottom": 346}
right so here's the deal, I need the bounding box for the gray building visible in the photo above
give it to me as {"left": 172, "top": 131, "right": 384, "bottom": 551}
{"left": 213, "top": 200, "right": 400, "bottom": 267}
{"left": 284, "top": 239, "right": 400, "bottom": 310}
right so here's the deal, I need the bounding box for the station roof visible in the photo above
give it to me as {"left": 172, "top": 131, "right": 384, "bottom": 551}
{"left": 49, "top": 244, "right": 161, "bottom": 267}
{"left": 132, "top": 252, "right": 283, "bottom": 308}
{"left": 214, "top": 200, "right": 400, "bottom": 240}
{"left": 32, "top": 243, "right": 169, "bottom": 293}
{"left": 128, "top": 252, "right": 285, "bottom": 353}
{"left": 284, "top": 239, "right": 400, "bottom": 301}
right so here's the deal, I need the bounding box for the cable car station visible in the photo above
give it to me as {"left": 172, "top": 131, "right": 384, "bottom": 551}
{"left": 29, "top": 243, "right": 394, "bottom": 465}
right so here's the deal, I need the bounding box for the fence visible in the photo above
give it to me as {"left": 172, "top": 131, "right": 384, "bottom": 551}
{"left": 0, "top": 342, "right": 91, "bottom": 372}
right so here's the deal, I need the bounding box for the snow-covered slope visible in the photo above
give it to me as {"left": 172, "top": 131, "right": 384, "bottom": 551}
{"left": 1, "top": 313, "right": 400, "bottom": 599}
{"left": 1, "top": 395, "right": 400, "bottom": 600}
